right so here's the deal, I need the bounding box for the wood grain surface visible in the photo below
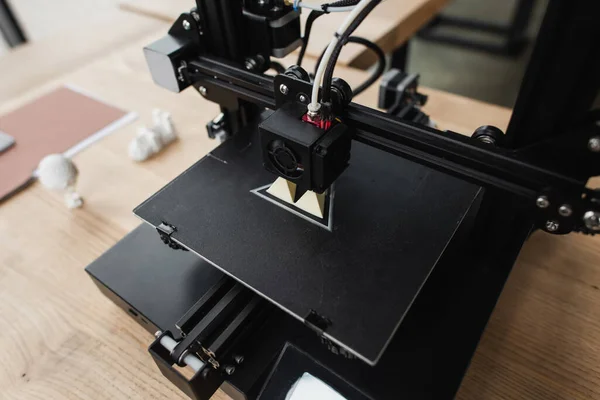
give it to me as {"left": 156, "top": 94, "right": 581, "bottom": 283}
{"left": 0, "top": 10, "right": 165, "bottom": 104}
{"left": 0, "top": 26, "right": 599, "bottom": 400}
{"left": 118, "top": 0, "right": 448, "bottom": 68}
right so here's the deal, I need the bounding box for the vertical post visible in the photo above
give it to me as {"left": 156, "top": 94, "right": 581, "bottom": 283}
{"left": 0, "top": 0, "right": 26, "bottom": 48}
{"left": 195, "top": 0, "right": 244, "bottom": 62}
{"left": 390, "top": 41, "right": 410, "bottom": 71}
{"left": 194, "top": 0, "right": 261, "bottom": 137}
{"left": 506, "top": 0, "right": 536, "bottom": 53}
{"left": 505, "top": 0, "right": 600, "bottom": 148}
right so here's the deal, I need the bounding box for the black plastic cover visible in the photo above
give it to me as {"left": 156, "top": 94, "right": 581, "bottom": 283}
{"left": 134, "top": 122, "right": 481, "bottom": 365}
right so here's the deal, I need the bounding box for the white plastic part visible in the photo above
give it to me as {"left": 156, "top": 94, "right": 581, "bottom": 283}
{"left": 37, "top": 154, "right": 84, "bottom": 209}
{"left": 267, "top": 177, "right": 297, "bottom": 204}
{"left": 295, "top": 190, "right": 326, "bottom": 218}
{"left": 306, "top": 102, "right": 321, "bottom": 116}
{"left": 286, "top": 372, "right": 347, "bottom": 400}
{"left": 128, "top": 127, "right": 160, "bottom": 161}
{"left": 159, "top": 335, "right": 205, "bottom": 373}
{"left": 38, "top": 153, "right": 78, "bottom": 190}
{"left": 152, "top": 108, "right": 178, "bottom": 145}
{"left": 266, "top": 177, "right": 326, "bottom": 218}
{"left": 309, "top": 0, "right": 373, "bottom": 108}
{"left": 64, "top": 189, "right": 83, "bottom": 209}
{"left": 128, "top": 109, "right": 178, "bottom": 162}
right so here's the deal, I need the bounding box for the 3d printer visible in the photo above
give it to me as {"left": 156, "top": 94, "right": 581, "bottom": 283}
{"left": 86, "top": 1, "right": 600, "bottom": 399}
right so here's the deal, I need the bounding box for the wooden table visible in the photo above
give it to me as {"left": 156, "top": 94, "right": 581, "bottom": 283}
{"left": 0, "top": 10, "right": 165, "bottom": 104}
{"left": 118, "top": 0, "right": 448, "bottom": 68}
{"left": 0, "top": 28, "right": 599, "bottom": 400}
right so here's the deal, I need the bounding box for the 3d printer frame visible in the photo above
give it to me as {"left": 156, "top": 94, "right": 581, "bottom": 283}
{"left": 132, "top": 0, "right": 600, "bottom": 399}
{"left": 145, "top": 0, "right": 600, "bottom": 236}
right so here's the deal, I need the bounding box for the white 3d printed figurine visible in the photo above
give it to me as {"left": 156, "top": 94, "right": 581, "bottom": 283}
{"left": 37, "top": 154, "right": 83, "bottom": 209}
{"left": 128, "top": 109, "right": 178, "bottom": 161}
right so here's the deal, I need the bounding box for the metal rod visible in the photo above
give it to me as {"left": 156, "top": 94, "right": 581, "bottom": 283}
{"left": 345, "top": 103, "right": 583, "bottom": 198}
{"left": 186, "top": 55, "right": 587, "bottom": 200}
{"left": 159, "top": 335, "right": 205, "bottom": 373}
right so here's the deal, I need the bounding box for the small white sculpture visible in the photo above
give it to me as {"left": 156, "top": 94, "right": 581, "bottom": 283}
{"left": 128, "top": 109, "right": 178, "bottom": 161}
{"left": 37, "top": 154, "right": 83, "bottom": 209}
{"left": 152, "top": 108, "right": 177, "bottom": 144}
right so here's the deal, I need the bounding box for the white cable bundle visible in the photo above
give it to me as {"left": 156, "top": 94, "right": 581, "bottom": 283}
{"left": 128, "top": 109, "right": 178, "bottom": 162}
{"left": 309, "top": 0, "right": 373, "bottom": 112}
{"left": 37, "top": 154, "right": 83, "bottom": 209}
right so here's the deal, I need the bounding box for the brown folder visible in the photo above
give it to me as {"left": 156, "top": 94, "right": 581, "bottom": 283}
{"left": 0, "top": 86, "right": 129, "bottom": 201}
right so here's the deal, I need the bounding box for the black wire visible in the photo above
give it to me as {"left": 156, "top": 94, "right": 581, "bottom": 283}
{"left": 322, "top": 0, "right": 361, "bottom": 12}
{"left": 327, "top": 0, "right": 361, "bottom": 5}
{"left": 297, "top": 10, "right": 324, "bottom": 67}
{"left": 297, "top": 0, "right": 361, "bottom": 67}
{"left": 314, "top": 36, "right": 385, "bottom": 96}
{"left": 321, "top": 0, "right": 382, "bottom": 103}
{"left": 347, "top": 37, "right": 386, "bottom": 96}
{"left": 297, "top": 1, "right": 362, "bottom": 67}
{"left": 321, "top": 0, "right": 381, "bottom": 102}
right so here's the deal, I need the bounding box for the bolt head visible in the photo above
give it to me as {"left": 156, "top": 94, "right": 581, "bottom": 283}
{"left": 477, "top": 135, "right": 496, "bottom": 145}
{"left": 154, "top": 331, "right": 162, "bottom": 338}
{"left": 225, "top": 365, "right": 236, "bottom": 375}
{"left": 234, "top": 355, "right": 244, "bottom": 365}
{"left": 536, "top": 196, "right": 550, "bottom": 209}
{"left": 583, "top": 210, "right": 600, "bottom": 231}
{"left": 198, "top": 86, "right": 207, "bottom": 96}
{"left": 558, "top": 204, "right": 573, "bottom": 217}
{"left": 279, "top": 83, "right": 290, "bottom": 95}
{"left": 279, "top": 84, "right": 289, "bottom": 95}
{"left": 182, "top": 20, "right": 191, "bottom": 30}
{"left": 298, "top": 94, "right": 307, "bottom": 103}
{"left": 588, "top": 137, "right": 600, "bottom": 152}
{"left": 545, "top": 220, "right": 559, "bottom": 232}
